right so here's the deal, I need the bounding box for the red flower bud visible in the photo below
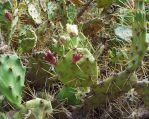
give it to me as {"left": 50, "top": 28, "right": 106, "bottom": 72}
{"left": 44, "top": 50, "right": 56, "bottom": 65}
{"left": 72, "top": 53, "right": 82, "bottom": 64}
{"left": 5, "top": 10, "right": 13, "bottom": 22}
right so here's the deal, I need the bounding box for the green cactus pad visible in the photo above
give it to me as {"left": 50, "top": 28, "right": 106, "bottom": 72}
{"left": 26, "top": 98, "right": 53, "bottom": 118}
{"left": 51, "top": 34, "right": 72, "bottom": 56}
{"left": 47, "top": 1, "right": 57, "bottom": 20}
{"left": 51, "top": 32, "right": 93, "bottom": 56}
{"left": 57, "top": 86, "right": 81, "bottom": 105}
{"left": 18, "top": 25, "right": 37, "bottom": 53}
{"left": 14, "top": 98, "right": 53, "bottom": 119}
{"left": 27, "top": 51, "right": 52, "bottom": 87}
{"left": 0, "top": 54, "right": 26, "bottom": 108}
{"left": 55, "top": 48, "right": 98, "bottom": 87}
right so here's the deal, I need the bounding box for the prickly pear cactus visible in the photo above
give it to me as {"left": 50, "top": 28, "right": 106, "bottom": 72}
{"left": 57, "top": 86, "right": 81, "bottom": 105}
{"left": 67, "top": 4, "right": 77, "bottom": 23}
{"left": 83, "top": 0, "right": 148, "bottom": 109}
{"left": 28, "top": 3, "right": 42, "bottom": 24}
{"left": 47, "top": 1, "right": 57, "bottom": 20}
{"left": 51, "top": 34, "right": 73, "bottom": 56}
{"left": 27, "top": 51, "right": 55, "bottom": 88}
{"left": 18, "top": 25, "right": 37, "bottom": 53}
{"left": 51, "top": 32, "right": 93, "bottom": 56}
{"left": 55, "top": 48, "right": 98, "bottom": 87}
{"left": 0, "top": 54, "right": 26, "bottom": 109}
{"left": 0, "top": 1, "right": 12, "bottom": 24}
{"left": 26, "top": 98, "right": 52, "bottom": 118}
{"left": 14, "top": 98, "right": 53, "bottom": 119}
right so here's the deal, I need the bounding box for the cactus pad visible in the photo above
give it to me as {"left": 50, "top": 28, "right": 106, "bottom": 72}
{"left": 28, "top": 4, "right": 42, "bottom": 24}
{"left": 14, "top": 98, "right": 53, "bottom": 119}
{"left": 57, "top": 86, "right": 81, "bottom": 105}
{"left": 55, "top": 48, "right": 98, "bottom": 87}
{"left": 18, "top": 25, "right": 37, "bottom": 53}
{"left": 0, "top": 54, "right": 26, "bottom": 108}
{"left": 27, "top": 51, "right": 52, "bottom": 87}
{"left": 25, "top": 98, "right": 53, "bottom": 119}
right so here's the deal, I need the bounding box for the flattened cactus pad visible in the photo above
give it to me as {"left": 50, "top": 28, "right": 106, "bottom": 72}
{"left": 18, "top": 25, "right": 37, "bottom": 52}
{"left": 0, "top": 54, "right": 26, "bottom": 108}
{"left": 56, "top": 48, "right": 98, "bottom": 87}
{"left": 57, "top": 86, "right": 81, "bottom": 105}
{"left": 25, "top": 98, "right": 53, "bottom": 118}
{"left": 28, "top": 4, "right": 42, "bottom": 24}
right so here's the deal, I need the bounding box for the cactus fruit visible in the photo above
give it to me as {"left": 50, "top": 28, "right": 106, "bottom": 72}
{"left": 51, "top": 34, "right": 80, "bottom": 56}
{"left": 0, "top": 54, "right": 26, "bottom": 109}
{"left": 18, "top": 25, "right": 37, "bottom": 53}
{"left": 28, "top": 3, "right": 42, "bottom": 24}
{"left": 44, "top": 50, "right": 57, "bottom": 65}
{"left": 55, "top": 48, "right": 98, "bottom": 87}
{"left": 72, "top": 52, "right": 83, "bottom": 64}
{"left": 4, "top": 10, "right": 13, "bottom": 22}
{"left": 14, "top": 98, "right": 53, "bottom": 119}
{"left": 0, "top": 1, "right": 12, "bottom": 42}
{"left": 57, "top": 86, "right": 81, "bottom": 105}
{"left": 0, "top": 1, "right": 12, "bottom": 23}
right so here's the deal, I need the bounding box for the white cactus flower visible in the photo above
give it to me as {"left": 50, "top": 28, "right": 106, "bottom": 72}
{"left": 66, "top": 24, "right": 78, "bottom": 37}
